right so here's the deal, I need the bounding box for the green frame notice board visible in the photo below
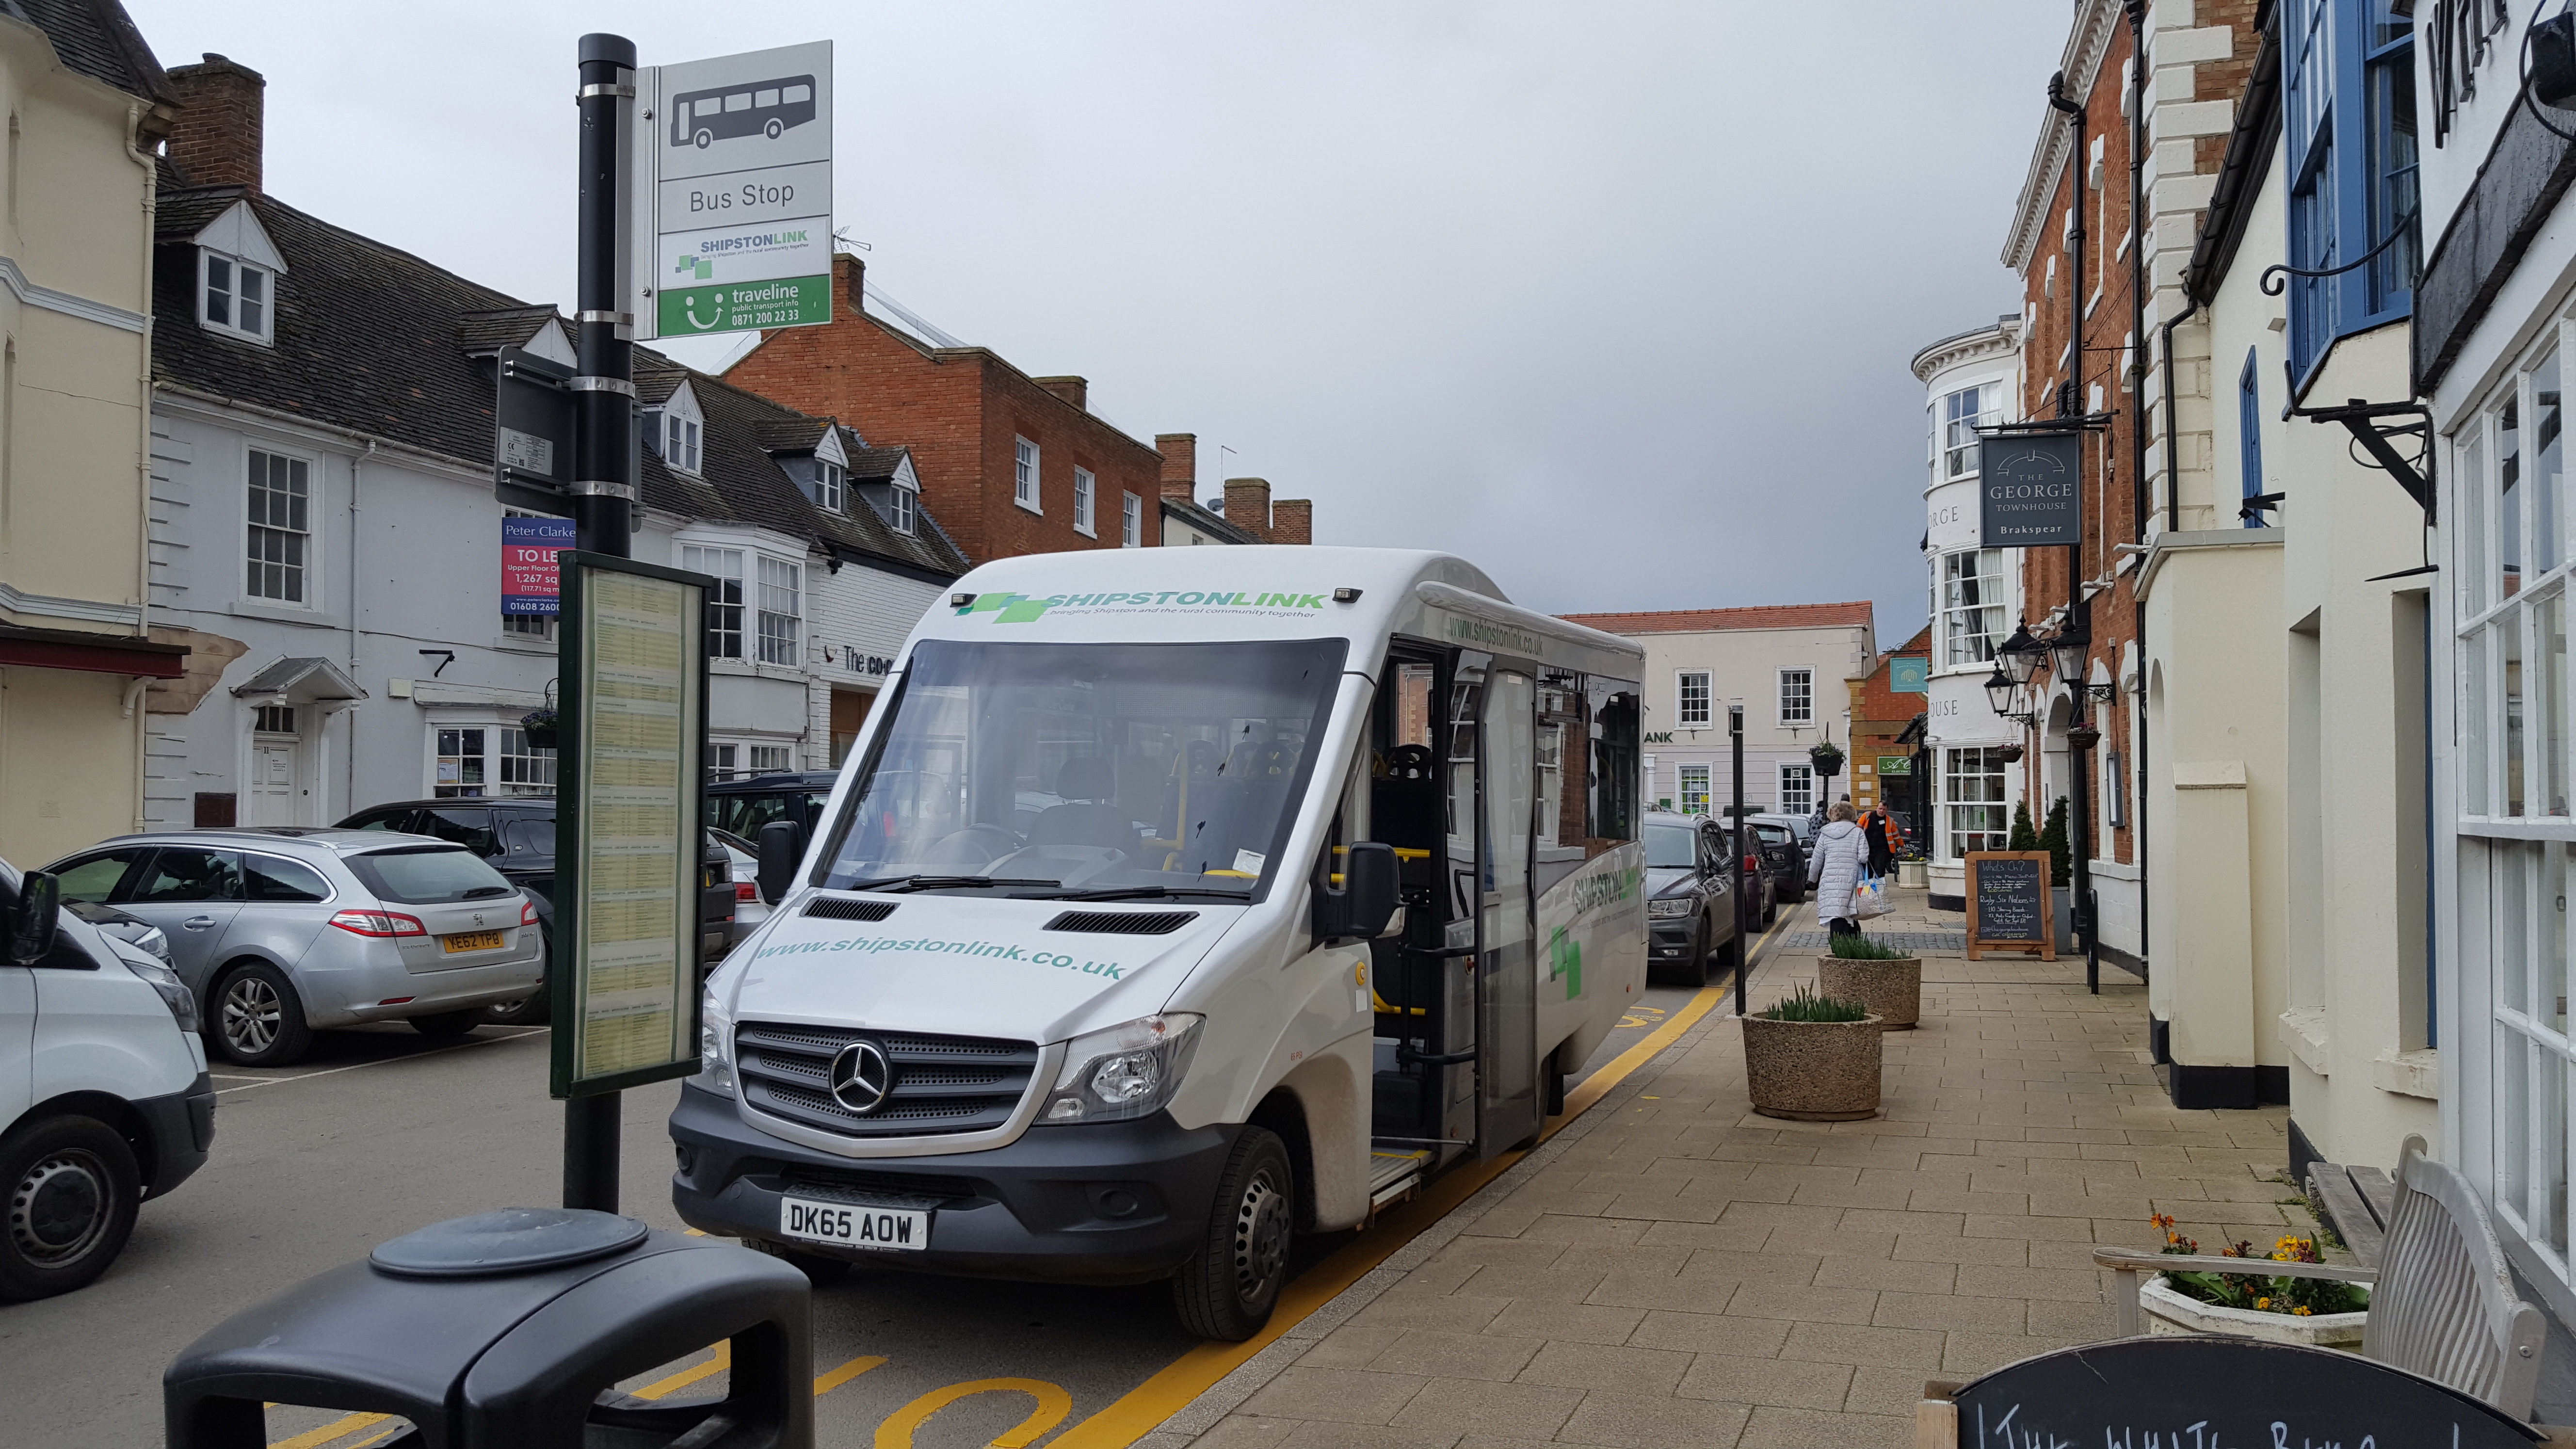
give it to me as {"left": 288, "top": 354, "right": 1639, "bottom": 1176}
{"left": 550, "top": 550, "right": 713, "bottom": 1098}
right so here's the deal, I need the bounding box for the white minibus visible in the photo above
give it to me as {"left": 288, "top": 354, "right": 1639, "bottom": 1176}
{"left": 672, "top": 547, "right": 1648, "bottom": 1338}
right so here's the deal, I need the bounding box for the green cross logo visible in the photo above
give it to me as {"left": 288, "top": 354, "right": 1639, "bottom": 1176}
{"left": 955, "top": 592, "right": 1054, "bottom": 624}
{"left": 1548, "top": 925, "right": 1582, "bottom": 999}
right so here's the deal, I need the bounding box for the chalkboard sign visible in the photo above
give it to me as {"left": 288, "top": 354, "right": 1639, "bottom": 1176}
{"left": 1922, "top": 1335, "right": 2539, "bottom": 1449}
{"left": 1965, "top": 851, "right": 2053, "bottom": 962}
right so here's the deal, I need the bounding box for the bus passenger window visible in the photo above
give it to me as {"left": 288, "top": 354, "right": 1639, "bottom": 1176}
{"left": 1589, "top": 689, "right": 1640, "bottom": 852}
{"left": 784, "top": 84, "right": 812, "bottom": 103}
{"left": 697, "top": 98, "right": 724, "bottom": 118}
{"left": 726, "top": 92, "right": 752, "bottom": 112}
{"left": 756, "top": 89, "right": 780, "bottom": 108}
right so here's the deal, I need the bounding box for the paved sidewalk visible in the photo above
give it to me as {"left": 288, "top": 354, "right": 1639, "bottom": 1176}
{"left": 1157, "top": 889, "right": 2304, "bottom": 1449}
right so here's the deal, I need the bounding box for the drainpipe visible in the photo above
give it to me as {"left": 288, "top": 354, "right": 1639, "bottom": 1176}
{"left": 2126, "top": 0, "right": 2149, "bottom": 967}
{"left": 124, "top": 100, "right": 157, "bottom": 830}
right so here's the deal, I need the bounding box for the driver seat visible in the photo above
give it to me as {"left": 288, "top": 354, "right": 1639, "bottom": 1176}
{"left": 1027, "top": 756, "right": 1141, "bottom": 855}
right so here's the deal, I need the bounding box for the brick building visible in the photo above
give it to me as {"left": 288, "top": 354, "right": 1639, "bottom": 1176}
{"left": 1996, "top": 0, "right": 2262, "bottom": 963}
{"left": 726, "top": 253, "right": 1168, "bottom": 560}
{"left": 1846, "top": 626, "right": 1931, "bottom": 832}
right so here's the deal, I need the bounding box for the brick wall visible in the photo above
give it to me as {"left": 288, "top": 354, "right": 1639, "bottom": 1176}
{"left": 725, "top": 255, "right": 1166, "bottom": 561}
{"left": 1848, "top": 627, "right": 1931, "bottom": 819}
{"left": 165, "top": 54, "right": 265, "bottom": 194}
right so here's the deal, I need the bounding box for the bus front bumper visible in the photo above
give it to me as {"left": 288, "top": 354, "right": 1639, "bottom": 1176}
{"left": 668, "top": 1081, "right": 1239, "bottom": 1286}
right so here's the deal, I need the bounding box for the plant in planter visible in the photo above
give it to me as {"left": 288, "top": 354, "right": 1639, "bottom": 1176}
{"left": 1996, "top": 741, "right": 2026, "bottom": 763}
{"left": 1818, "top": 932, "right": 1923, "bottom": 1030}
{"left": 519, "top": 708, "right": 560, "bottom": 750}
{"left": 1741, "top": 984, "right": 1882, "bottom": 1121}
{"left": 2041, "top": 796, "right": 2071, "bottom": 886}
{"left": 2008, "top": 801, "right": 2041, "bottom": 853}
{"left": 1808, "top": 740, "right": 1845, "bottom": 781}
{"left": 2135, "top": 1213, "right": 2369, "bottom": 1348}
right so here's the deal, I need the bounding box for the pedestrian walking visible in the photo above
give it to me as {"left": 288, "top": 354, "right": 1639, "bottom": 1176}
{"left": 1807, "top": 800, "right": 1869, "bottom": 937}
{"left": 1861, "top": 804, "right": 1897, "bottom": 878}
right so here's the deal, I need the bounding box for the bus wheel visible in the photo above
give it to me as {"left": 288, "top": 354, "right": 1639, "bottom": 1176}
{"left": 765, "top": 118, "right": 784, "bottom": 139}
{"left": 1173, "top": 1127, "right": 1292, "bottom": 1341}
{"left": 693, "top": 128, "right": 714, "bottom": 149}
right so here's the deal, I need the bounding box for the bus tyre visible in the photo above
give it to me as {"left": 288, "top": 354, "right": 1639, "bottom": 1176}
{"left": 1174, "top": 1127, "right": 1293, "bottom": 1341}
{"left": 0, "top": 1113, "right": 141, "bottom": 1301}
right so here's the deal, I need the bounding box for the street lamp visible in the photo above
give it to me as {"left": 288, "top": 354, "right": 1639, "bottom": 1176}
{"left": 2048, "top": 628, "right": 2090, "bottom": 688}
{"left": 1982, "top": 666, "right": 2017, "bottom": 717}
{"left": 1996, "top": 623, "right": 2046, "bottom": 686}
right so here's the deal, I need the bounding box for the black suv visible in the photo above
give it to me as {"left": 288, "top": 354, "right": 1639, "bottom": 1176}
{"left": 1744, "top": 820, "right": 1805, "bottom": 907}
{"left": 337, "top": 798, "right": 735, "bottom": 1024}
{"left": 704, "top": 771, "right": 837, "bottom": 843}
{"left": 1642, "top": 812, "right": 1752, "bottom": 986}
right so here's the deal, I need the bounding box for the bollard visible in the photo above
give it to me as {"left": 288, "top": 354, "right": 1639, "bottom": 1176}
{"left": 164, "top": 1208, "right": 811, "bottom": 1449}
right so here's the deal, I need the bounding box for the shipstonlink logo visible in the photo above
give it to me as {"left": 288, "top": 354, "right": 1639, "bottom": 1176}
{"left": 956, "top": 590, "right": 1332, "bottom": 625}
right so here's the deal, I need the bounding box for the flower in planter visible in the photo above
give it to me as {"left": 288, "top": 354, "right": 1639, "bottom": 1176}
{"left": 2146, "top": 1214, "right": 2368, "bottom": 1316}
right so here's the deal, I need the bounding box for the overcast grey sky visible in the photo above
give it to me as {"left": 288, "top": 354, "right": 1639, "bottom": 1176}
{"left": 126, "top": 1, "right": 2072, "bottom": 648}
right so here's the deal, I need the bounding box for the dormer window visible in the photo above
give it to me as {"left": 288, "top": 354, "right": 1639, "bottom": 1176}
{"left": 658, "top": 381, "right": 705, "bottom": 476}
{"left": 203, "top": 253, "right": 271, "bottom": 341}
{"left": 817, "top": 458, "right": 845, "bottom": 513}
{"left": 192, "top": 200, "right": 286, "bottom": 347}
{"left": 889, "top": 475, "right": 917, "bottom": 536}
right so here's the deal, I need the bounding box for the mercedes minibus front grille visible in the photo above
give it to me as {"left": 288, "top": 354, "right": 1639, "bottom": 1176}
{"left": 803, "top": 896, "right": 899, "bottom": 921}
{"left": 734, "top": 1021, "right": 1038, "bottom": 1139}
{"left": 1043, "top": 909, "right": 1196, "bottom": 935}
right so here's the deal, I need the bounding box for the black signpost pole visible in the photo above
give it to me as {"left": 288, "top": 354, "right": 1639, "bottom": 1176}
{"left": 1730, "top": 704, "right": 1746, "bottom": 1018}
{"left": 564, "top": 32, "right": 637, "bottom": 1215}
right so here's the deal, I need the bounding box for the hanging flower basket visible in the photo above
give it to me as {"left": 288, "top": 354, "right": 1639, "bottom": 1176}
{"left": 2067, "top": 724, "right": 2103, "bottom": 750}
{"left": 520, "top": 708, "right": 560, "bottom": 750}
{"left": 1997, "top": 742, "right": 2026, "bottom": 763}
{"left": 1808, "top": 741, "right": 1846, "bottom": 779}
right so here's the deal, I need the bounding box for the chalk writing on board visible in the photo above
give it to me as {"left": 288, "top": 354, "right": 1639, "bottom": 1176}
{"left": 1974, "top": 856, "right": 2043, "bottom": 941}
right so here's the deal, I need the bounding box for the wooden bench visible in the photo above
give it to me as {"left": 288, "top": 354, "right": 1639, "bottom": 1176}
{"left": 2094, "top": 1135, "right": 2547, "bottom": 1420}
{"left": 2307, "top": 1156, "right": 2399, "bottom": 1268}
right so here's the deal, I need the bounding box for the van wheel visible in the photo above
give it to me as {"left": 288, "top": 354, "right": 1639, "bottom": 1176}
{"left": 409, "top": 1010, "right": 482, "bottom": 1040}
{"left": 211, "top": 962, "right": 311, "bottom": 1067}
{"left": 0, "top": 1114, "right": 141, "bottom": 1301}
{"left": 1173, "top": 1127, "right": 1293, "bottom": 1341}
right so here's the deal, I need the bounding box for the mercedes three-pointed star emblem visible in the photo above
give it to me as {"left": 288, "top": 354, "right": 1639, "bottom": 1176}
{"left": 827, "top": 1039, "right": 895, "bottom": 1114}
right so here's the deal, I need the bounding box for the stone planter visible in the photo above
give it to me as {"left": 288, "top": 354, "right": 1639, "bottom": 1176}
{"left": 1897, "top": 860, "right": 1927, "bottom": 888}
{"left": 1741, "top": 1012, "right": 1883, "bottom": 1121}
{"left": 1817, "top": 956, "right": 1922, "bottom": 1029}
{"left": 2138, "top": 1273, "right": 2366, "bottom": 1349}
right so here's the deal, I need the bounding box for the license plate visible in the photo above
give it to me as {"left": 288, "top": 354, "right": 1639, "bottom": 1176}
{"left": 440, "top": 930, "right": 506, "bottom": 953}
{"left": 779, "top": 1195, "right": 930, "bottom": 1251}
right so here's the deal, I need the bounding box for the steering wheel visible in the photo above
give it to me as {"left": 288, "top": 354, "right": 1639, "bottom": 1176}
{"left": 1385, "top": 743, "right": 1434, "bottom": 779}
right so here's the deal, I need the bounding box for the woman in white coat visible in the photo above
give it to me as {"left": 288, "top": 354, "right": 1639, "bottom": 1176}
{"left": 1806, "top": 800, "right": 1869, "bottom": 937}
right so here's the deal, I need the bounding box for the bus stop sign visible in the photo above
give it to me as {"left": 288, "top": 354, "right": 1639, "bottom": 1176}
{"left": 630, "top": 41, "right": 834, "bottom": 340}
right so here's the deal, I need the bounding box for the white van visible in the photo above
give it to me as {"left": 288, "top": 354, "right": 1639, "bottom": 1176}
{"left": 1, "top": 856, "right": 216, "bottom": 1299}
{"left": 673, "top": 547, "right": 1648, "bottom": 1338}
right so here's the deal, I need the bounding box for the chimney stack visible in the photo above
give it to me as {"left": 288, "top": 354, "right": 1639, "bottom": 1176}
{"left": 834, "top": 252, "right": 866, "bottom": 318}
{"left": 1223, "top": 478, "right": 1273, "bottom": 542}
{"left": 1270, "top": 499, "right": 1313, "bottom": 546}
{"left": 1034, "top": 376, "right": 1088, "bottom": 411}
{"left": 164, "top": 54, "right": 266, "bottom": 194}
{"left": 1155, "top": 434, "right": 1197, "bottom": 500}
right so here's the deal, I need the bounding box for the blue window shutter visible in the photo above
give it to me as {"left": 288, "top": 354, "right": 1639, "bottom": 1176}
{"left": 2239, "top": 350, "right": 2266, "bottom": 529}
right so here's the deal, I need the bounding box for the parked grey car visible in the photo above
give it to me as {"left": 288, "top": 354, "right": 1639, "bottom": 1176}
{"left": 1642, "top": 812, "right": 1747, "bottom": 986}
{"left": 40, "top": 828, "right": 543, "bottom": 1067}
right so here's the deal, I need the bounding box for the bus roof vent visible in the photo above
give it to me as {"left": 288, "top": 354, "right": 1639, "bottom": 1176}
{"left": 804, "top": 896, "right": 898, "bottom": 922}
{"left": 1043, "top": 910, "right": 1196, "bottom": 935}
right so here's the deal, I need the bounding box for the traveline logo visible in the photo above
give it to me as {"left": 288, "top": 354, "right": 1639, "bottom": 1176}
{"left": 956, "top": 590, "right": 1330, "bottom": 625}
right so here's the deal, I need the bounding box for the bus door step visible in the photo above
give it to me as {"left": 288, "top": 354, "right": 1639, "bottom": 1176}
{"left": 1368, "top": 1146, "right": 1432, "bottom": 1209}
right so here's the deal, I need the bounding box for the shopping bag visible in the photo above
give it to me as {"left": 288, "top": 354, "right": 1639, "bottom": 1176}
{"left": 1849, "top": 873, "right": 1895, "bottom": 920}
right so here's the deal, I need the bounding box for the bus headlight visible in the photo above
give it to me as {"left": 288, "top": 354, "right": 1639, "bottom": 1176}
{"left": 697, "top": 986, "right": 736, "bottom": 1097}
{"left": 1041, "top": 1014, "right": 1205, "bottom": 1124}
{"left": 1647, "top": 896, "right": 1697, "bottom": 919}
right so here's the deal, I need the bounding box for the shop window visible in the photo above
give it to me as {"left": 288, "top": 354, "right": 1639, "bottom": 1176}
{"left": 1944, "top": 747, "right": 2009, "bottom": 857}
{"left": 1677, "top": 763, "right": 1711, "bottom": 819}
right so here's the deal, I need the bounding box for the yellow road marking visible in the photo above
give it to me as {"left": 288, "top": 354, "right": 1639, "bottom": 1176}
{"left": 816, "top": 1354, "right": 887, "bottom": 1395}
{"left": 267, "top": 1413, "right": 390, "bottom": 1449}
{"left": 874, "top": 1378, "right": 1071, "bottom": 1449}
{"left": 1050, "top": 980, "right": 1726, "bottom": 1449}
{"left": 633, "top": 1341, "right": 730, "bottom": 1401}
{"left": 342, "top": 1428, "right": 402, "bottom": 1449}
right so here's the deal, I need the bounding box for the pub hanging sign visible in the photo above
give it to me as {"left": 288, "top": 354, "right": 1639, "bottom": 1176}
{"left": 1980, "top": 431, "right": 2083, "bottom": 548}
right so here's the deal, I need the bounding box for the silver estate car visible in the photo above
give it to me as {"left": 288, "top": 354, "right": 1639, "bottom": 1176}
{"left": 40, "top": 828, "right": 543, "bottom": 1067}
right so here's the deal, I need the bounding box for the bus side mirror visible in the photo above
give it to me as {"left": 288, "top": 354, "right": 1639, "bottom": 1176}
{"left": 1315, "top": 843, "right": 1400, "bottom": 943}
{"left": 757, "top": 821, "right": 806, "bottom": 906}
{"left": 7, "top": 870, "right": 59, "bottom": 966}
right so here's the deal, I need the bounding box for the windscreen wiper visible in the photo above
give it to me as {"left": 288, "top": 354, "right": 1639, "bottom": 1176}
{"left": 846, "top": 875, "right": 1063, "bottom": 894}
{"left": 1028, "top": 886, "right": 1254, "bottom": 902}
{"left": 461, "top": 886, "right": 514, "bottom": 899}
